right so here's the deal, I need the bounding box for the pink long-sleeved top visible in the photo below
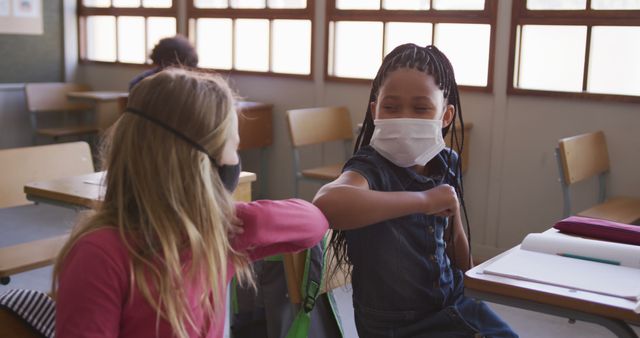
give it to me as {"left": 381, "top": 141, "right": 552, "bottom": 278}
{"left": 55, "top": 199, "right": 328, "bottom": 338}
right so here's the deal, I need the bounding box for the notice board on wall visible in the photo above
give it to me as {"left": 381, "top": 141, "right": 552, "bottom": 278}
{"left": 0, "top": 0, "right": 44, "bottom": 35}
{"left": 0, "top": 0, "right": 63, "bottom": 83}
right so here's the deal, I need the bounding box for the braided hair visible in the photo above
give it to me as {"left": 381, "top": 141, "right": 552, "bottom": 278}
{"left": 329, "top": 43, "right": 471, "bottom": 281}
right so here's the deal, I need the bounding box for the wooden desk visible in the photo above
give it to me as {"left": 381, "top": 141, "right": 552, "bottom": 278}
{"left": 237, "top": 101, "right": 273, "bottom": 150}
{"left": 0, "top": 235, "right": 69, "bottom": 284}
{"left": 237, "top": 101, "right": 273, "bottom": 198}
{"left": 465, "top": 244, "right": 640, "bottom": 338}
{"left": 67, "top": 91, "right": 129, "bottom": 130}
{"left": 24, "top": 171, "right": 257, "bottom": 208}
{"left": 67, "top": 91, "right": 129, "bottom": 102}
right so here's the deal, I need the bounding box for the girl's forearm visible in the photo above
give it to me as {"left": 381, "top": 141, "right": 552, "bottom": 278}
{"left": 448, "top": 211, "right": 473, "bottom": 271}
{"left": 313, "top": 184, "right": 427, "bottom": 230}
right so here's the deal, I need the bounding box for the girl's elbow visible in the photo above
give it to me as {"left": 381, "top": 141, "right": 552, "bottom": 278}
{"left": 306, "top": 207, "right": 330, "bottom": 246}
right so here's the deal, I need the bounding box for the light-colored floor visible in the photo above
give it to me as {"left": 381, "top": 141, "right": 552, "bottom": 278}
{"left": 3, "top": 205, "right": 639, "bottom": 338}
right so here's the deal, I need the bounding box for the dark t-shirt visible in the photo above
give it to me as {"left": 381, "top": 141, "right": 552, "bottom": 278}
{"left": 129, "top": 67, "right": 161, "bottom": 91}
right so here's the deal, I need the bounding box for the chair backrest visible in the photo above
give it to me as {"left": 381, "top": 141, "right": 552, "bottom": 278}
{"left": 25, "top": 82, "right": 93, "bottom": 113}
{"left": 0, "top": 142, "right": 95, "bottom": 208}
{"left": 558, "top": 131, "right": 610, "bottom": 186}
{"left": 286, "top": 106, "right": 353, "bottom": 147}
{"left": 0, "top": 289, "right": 56, "bottom": 338}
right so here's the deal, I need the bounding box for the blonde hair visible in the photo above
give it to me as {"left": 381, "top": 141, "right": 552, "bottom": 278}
{"left": 52, "top": 68, "right": 254, "bottom": 337}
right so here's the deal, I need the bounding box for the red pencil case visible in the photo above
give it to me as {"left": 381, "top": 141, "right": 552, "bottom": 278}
{"left": 554, "top": 216, "right": 640, "bottom": 246}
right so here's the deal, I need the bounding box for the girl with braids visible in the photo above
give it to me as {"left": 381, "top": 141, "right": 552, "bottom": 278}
{"left": 53, "top": 68, "right": 328, "bottom": 338}
{"left": 314, "top": 44, "right": 516, "bottom": 337}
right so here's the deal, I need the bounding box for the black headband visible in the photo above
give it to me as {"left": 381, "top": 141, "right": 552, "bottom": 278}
{"left": 124, "top": 107, "right": 219, "bottom": 166}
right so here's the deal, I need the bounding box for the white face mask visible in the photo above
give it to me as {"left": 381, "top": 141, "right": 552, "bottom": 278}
{"left": 370, "top": 118, "right": 445, "bottom": 168}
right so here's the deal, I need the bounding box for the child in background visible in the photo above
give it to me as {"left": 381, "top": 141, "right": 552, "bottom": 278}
{"left": 313, "top": 44, "right": 517, "bottom": 337}
{"left": 54, "top": 68, "right": 328, "bottom": 338}
{"left": 129, "top": 35, "right": 198, "bottom": 90}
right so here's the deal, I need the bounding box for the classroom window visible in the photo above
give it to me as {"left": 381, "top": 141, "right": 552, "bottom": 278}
{"left": 509, "top": 0, "right": 640, "bottom": 100}
{"left": 78, "top": 1, "right": 177, "bottom": 65}
{"left": 326, "top": 0, "right": 497, "bottom": 90}
{"left": 188, "top": 0, "right": 313, "bottom": 77}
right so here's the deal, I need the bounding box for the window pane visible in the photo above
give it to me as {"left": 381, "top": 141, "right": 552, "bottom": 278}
{"left": 434, "top": 23, "right": 490, "bottom": 86}
{"left": 267, "top": 0, "right": 306, "bottom": 8}
{"left": 592, "top": 0, "right": 640, "bottom": 9}
{"left": 272, "top": 20, "right": 311, "bottom": 74}
{"left": 143, "top": 0, "right": 172, "bottom": 7}
{"left": 230, "top": 0, "right": 265, "bottom": 8}
{"left": 196, "top": 19, "right": 232, "bottom": 69}
{"left": 118, "top": 16, "right": 145, "bottom": 63}
{"left": 526, "top": 0, "right": 586, "bottom": 10}
{"left": 432, "top": 0, "right": 484, "bottom": 10}
{"left": 588, "top": 26, "right": 640, "bottom": 96}
{"left": 86, "top": 16, "right": 116, "bottom": 62}
{"left": 385, "top": 22, "right": 432, "bottom": 56}
{"left": 235, "top": 19, "right": 269, "bottom": 72}
{"left": 194, "top": 0, "right": 228, "bottom": 8}
{"left": 83, "top": 0, "right": 110, "bottom": 7}
{"left": 331, "top": 21, "right": 383, "bottom": 79}
{"left": 113, "top": 0, "right": 140, "bottom": 7}
{"left": 382, "top": 0, "right": 429, "bottom": 10}
{"left": 147, "top": 17, "right": 177, "bottom": 62}
{"left": 518, "top": 25, "right": 587, "bottom": 92}
{"left": 336, "top": 0, "right": 380, "bottom": 10}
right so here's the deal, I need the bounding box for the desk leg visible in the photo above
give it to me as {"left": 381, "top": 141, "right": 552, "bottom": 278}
{"left": 465, "top": 289, "right": 639, "bottom": 338}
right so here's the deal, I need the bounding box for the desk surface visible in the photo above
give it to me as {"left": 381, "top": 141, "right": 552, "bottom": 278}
{"left": 465, "top": 244, "right": 640, "bottom": 326}
{"left": 67, "top": 91, "right": 129, "bottom": 102}
{"left": 24, "top": 171, "right": 257, "bottom": 209}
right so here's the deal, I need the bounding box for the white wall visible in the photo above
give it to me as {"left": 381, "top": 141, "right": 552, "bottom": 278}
{"left": 75, "top": 0, "right": 640, "bottom": 258}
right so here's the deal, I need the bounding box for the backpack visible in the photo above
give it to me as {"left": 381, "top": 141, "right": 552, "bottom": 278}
{"left": 230, "top": 236, "right": 344, "bottom": 338}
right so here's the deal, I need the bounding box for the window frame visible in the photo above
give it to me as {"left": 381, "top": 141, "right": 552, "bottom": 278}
{"left": 508, "top": 0, "right": 640, "bottom": 103}
{"left": 186, "top": 0, "right": 315, "bottom": 80}
{"left": 77, "top": 0, "right": 179, "bottom": 67}
{"left": 324, "top": 0, "right": 498, "bottom": 93}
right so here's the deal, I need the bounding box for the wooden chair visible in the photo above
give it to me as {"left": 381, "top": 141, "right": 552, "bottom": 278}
{"left": 0, "top": 142, "right": 93, "bottom": 285}
{"left": 556, "top": 131, "right": 640, "bottom": 224}
{"left": 286, "top": 106, "right": 353, "bottom": 197}
{"left": 0, "top": 289, "right": 56, "bottom": 337}
{"left": 0, "top": 142, "right": 95, "bottom": 208}
{"left": 283, "top": 230, "right": 350, "bottom": 306}
{"left": 24, "top": 83, "right": 99, "bottom": 143}
{"left": 0, "top": 306, "right": 47, "bottom": 338}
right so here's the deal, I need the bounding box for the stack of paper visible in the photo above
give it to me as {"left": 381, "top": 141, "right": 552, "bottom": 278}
{"left": 483, "top": 232, "right": 640, "bottom": 303}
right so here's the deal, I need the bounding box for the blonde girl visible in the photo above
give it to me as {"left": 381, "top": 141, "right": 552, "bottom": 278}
{"left": 53, "top": 68, "right": 328, "bottom": 338}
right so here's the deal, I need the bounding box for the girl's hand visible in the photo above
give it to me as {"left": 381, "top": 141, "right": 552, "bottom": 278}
{"left": 422, "top": 184, "right": 459, "bottom": 217}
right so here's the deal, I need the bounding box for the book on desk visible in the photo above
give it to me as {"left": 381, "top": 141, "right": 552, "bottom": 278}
{"left": 482, "top": 226, "right": 640, "bottom": 313}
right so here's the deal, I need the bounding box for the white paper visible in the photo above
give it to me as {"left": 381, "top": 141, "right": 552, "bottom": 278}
{"left": 12, "top": 0, "right": 39, "bottom": 18}
{"left": 484, "top": 249, "right": 640, "bottom": 301}
{"left": 521, "top": 233, "right": 640, "bottom": 269}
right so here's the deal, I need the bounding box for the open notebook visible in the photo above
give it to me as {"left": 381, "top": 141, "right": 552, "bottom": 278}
{"left": 483, "top": 231, "right": 640, "bottom": 311}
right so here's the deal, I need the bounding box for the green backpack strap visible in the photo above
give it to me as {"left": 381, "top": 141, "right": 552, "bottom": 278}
{"left": 285, "top": 236, "right": 326, "bottom": 338}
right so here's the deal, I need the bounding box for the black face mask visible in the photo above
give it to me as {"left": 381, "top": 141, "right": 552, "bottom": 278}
{"left": 218, "top": 161, "right": 241, "bottom": 192}
{"left": 125, "top": 107, "right": 241, "bottom": 193}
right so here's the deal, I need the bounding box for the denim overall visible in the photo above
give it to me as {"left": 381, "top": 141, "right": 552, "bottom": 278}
{"left": 343, "top": 146, "right": 517, "bottom": 338}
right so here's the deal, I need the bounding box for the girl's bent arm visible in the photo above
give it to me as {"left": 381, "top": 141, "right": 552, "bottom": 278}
{"left": 234, "top": 199, "right": 329, "bottom": 261}
{"left": 446, "top": 210, "right": 473, "bottom": 271}
{"left": 313, "top": 171, "right": 434, "bottom": 230}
